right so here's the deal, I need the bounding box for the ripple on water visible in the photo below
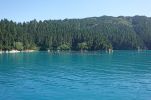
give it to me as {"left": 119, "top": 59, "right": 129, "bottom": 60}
{"left": 0, "top": 51, "right": 151, "bottom": 100}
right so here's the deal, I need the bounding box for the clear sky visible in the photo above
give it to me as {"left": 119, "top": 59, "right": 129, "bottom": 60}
{"left": 0, "top": 0, "right": 151, "bottom": 22}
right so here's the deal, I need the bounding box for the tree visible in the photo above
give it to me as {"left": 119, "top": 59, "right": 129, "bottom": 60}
{"left": 0, "top": 16, "right": 151, "bottom": 50}
{"left": 57, "top": 44, "right": 70, "bottom": 50}
{"left": 77, "top": 42, "right": 88, "bottom": 50}
{"left": 14, "top": 42, "right": 23, "bottom": 51}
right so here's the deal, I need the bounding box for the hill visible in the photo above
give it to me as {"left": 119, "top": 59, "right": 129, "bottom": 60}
{"left": 0, "top": 16, "right": 151, "bottom": 50}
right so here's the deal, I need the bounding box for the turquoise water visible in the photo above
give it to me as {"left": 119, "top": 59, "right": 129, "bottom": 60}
{"left": 0, "top": 51, "right": 151, "bottom": 100}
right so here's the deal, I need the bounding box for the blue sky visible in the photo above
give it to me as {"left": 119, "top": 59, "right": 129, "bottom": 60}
{"left": 0, "top": 0, "right": 151, "bottom": 22}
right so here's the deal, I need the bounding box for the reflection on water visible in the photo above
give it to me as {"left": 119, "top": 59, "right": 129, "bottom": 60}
{"left": 0, "top": 51, "right": 151, "bottom": 100}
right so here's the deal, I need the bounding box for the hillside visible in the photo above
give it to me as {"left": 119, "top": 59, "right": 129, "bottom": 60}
{"left": 0, "top": 16, "right": 151, "bottom": 50}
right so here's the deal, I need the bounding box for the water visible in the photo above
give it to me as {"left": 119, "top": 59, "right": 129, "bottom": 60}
{"left": 0, "top": 51, "right": 151, "bottom": 100}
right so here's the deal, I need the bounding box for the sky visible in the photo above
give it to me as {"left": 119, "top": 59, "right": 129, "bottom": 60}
{"left": 0, "top": 0, "right": 151, "bottom": 22}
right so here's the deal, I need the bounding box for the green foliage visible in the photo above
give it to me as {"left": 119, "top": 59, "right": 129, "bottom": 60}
{"left": 57, "top": 44, "right": 71, "bottom": 50}
{"left": 0, "top": 44, "right": 2, "bottom": 50}
{"left": 77, "top": 42, "right": 88, "bottom": 50}
{"left": 0, "top": 16, "right": 151, "bottom": 50}
{"left": 29, "top": 43, "right": 38, "bottom": 50}
{"left": 13, "top": 42, "right": 23, "bottom": 51}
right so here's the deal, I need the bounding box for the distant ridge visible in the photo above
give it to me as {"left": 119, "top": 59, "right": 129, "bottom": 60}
{"left": 0, "top": 16, "right": 151, "bottom": 50}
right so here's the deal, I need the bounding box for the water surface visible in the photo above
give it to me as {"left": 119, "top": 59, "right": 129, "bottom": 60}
{"left": 0, "top": 51, "right": 151, "bottom": 100}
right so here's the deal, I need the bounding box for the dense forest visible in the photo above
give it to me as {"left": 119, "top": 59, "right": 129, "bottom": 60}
{"left": 0, "top": 16, "right": 151, "bottom": 51}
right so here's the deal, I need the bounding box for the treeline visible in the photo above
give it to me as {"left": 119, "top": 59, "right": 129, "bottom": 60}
{"left": 0, "top": 16, "right": 151, "bottom": 51}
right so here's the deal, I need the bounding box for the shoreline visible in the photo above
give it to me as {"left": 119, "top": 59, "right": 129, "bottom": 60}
{"left": 0, "top": 50, "right": 36, "bottom": 54}
{"left": 0, "top": 49, "right": 148, "bottom": 54}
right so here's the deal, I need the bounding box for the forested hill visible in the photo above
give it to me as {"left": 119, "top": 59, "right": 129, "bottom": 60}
{"left": 0, "top": 16, "right": 151, "bottom": 51}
